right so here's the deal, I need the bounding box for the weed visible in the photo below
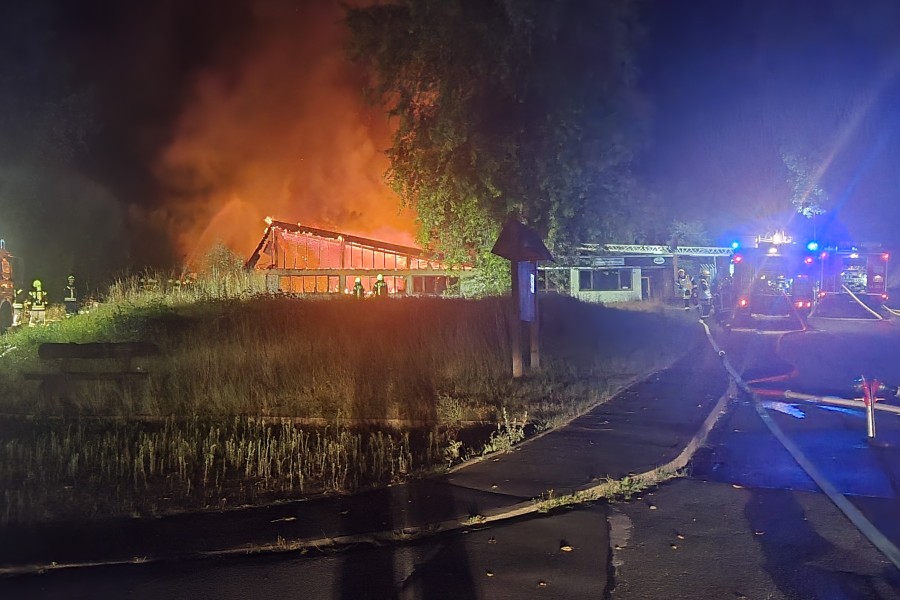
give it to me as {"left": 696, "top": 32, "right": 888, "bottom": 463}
{"left": 480, "top": 408, "right": 526, "bottom": 456}
{"left": 462, "top": 514, "right": 486, "bottom": 526}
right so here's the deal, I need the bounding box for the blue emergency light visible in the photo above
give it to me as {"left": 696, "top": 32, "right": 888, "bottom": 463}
{"left": 806, "top": 241, "right": 819, "bottom": 252}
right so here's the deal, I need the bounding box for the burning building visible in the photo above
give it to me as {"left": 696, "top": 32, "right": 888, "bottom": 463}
{"left": 246, "top": 218, "right": 466, "bottom": 296}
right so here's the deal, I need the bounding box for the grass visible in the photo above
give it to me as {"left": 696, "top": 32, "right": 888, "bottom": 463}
{"left": 0, "top": 264, "right": 699, "bottom": 525}
{"left": 532, "top": 466, "right": 688, "bottom": 513}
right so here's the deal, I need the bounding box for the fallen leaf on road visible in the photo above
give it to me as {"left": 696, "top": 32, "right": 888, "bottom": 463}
{"left": 538, "top": 581, "right": 548, "bottom": 587}
{"left": 560, "top": 544, "right": 573, "bottom": 552}
{"left": 486, "top": 570, "right": 494, "bottom": 577}
{"left": 270, "top": 516, "right": 297, "bottom": 523}
{"left": 649, "top": 504, "right": 657, "bottom": 510}
{"left": 731, "top": 484, "right": 744, "bottom": 489}
{"left": 488, "top": 536, "right": 497, "bottom": 544}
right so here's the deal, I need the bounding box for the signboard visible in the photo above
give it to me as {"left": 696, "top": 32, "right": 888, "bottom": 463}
{"left": 624, "top": 256, "right": 672, "bottom": 268}
{"left": 592, "top": 257, "right": 625, "bottom": 267}
{"left": 518, "top": 261, "right": 536, "bottom": 322}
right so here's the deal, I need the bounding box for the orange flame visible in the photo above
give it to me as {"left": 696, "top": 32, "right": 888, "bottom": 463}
{"left": 154, "top": 1, "right": 415, "bottom": 267}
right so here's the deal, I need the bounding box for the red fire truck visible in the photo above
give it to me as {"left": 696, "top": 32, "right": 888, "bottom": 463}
{"left": 729, "top": 234, "right": 891, "bottom": 324}
{"left": 730, "top": 234, "right": 817, "bottom": 322}
{"left": 817, "top": 245, "right": 889, "bottom": 307}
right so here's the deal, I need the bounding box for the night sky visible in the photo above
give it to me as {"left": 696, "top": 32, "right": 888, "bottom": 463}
{"left": 638, "top": 0, "right": 900, "bottom": 248}
{"left": 2, "top": 0, "right": 900, "bottom": 287}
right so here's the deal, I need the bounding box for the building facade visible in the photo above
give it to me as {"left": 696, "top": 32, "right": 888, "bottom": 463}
{"left": 539, "top": 244, "right": 733, "bottom": 303}
{"left": 245, "top": 218, "right": 465, "bottom": 296}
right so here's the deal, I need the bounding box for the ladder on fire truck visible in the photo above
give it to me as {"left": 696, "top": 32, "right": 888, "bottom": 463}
{"left": 578, "top": 244, "right": 733, "bottom": 257}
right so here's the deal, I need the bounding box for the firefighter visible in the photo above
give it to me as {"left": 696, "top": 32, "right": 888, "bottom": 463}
{"left": 352, "top": 276, "right": 365, "bottom": 299}
{"left": 12, "top": 286, "right": 28, "bottom": 327}
{"left": 699, "top": 277, "right": 713, "bottom": 318}
{"left": 29, "top": 279, "right": 47, "bottom": 326}
{"left": 676, "top": 268, "right": 692, "bottom": 310}
{"left": 373, "top": 273, "right": 388, "bottom": 297}
{"left": 64, "top": 274, "right": 78, "bottom": 317}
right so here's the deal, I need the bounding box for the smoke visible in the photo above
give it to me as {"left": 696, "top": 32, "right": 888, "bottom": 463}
{"left": 150, "top": 0, "right": 415, "bottom": 266}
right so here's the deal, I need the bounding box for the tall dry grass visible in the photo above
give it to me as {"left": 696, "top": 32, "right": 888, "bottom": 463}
{"left": 0, "top": 265, "right": 700, "bottom": 524}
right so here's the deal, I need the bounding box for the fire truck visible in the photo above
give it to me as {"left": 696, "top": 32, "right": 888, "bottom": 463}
{"left": 730, "top": 233, "right": 818, "bottom": 322}
{"left": 0, "top": 239, "right": 18, "bottom": 331}
{"left": 729, "top": 233, "right": 891, "bottom": 324}
{"left": 817, "top": 245, "right": 889, "bottom": 308}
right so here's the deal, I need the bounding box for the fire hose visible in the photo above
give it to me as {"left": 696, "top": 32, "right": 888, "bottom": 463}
{"left": 699, "top": 319, "right": 900, "bottom": 569}
{"left": 841, "top": 284, "right": 884, "bottom": 320}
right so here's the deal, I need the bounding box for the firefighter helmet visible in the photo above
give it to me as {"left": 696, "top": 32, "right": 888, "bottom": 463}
{"left": 68, "top": 274, "right": 75, "bottom": 284}
{"left": 355, "top": 277, "right": 361, "bottom": 284}
{"left": 33, "top": 279, "right": 42, "bottom": 290}
{"left": 377, "top": 274, "right": 384, "bottom": 281}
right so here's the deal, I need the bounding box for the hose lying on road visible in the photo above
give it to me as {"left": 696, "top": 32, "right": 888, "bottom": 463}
{"left": 699, "top": 319, "right": 900, "bottom": 571}
{"left": 841, "top": 284, "right": 884, "bottom": 320}
{"left": 783, "top": 390, "right": 900, "bottom": 416}
{"left": 884, "top": 305, "right": 900, "bottom": 317}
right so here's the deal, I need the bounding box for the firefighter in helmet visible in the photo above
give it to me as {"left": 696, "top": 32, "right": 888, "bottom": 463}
{"left": 352, "top": 276, "right": 365, "bottom": 299}
{"left": 29, "top": 279, "right": 47, "bottom": 326}
{"left": 698, "top": 276, "right": 713, "bottom": 318}
{"left": 676, "top": 268, "right": 692, "bottom": 310}
{"left": 64, "top": 274, "right": 78, "bottom": 317}
{"left": 373, "top": 273, "right": 388, "bottom": 297}
{"left": 12, "top": 286, "right": 28, "bottom": 327}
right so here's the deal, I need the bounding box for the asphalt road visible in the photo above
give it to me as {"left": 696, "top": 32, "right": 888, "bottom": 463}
{"left": 3, "top": 309, "right": 900, "bottom": 599}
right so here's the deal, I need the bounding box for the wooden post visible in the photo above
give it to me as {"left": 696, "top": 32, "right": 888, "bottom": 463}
{"left": 529, "top": 289, "right": 540, "bottom": 369}
{"left": 511, "top": 260, "right": 523, "bottom": 378}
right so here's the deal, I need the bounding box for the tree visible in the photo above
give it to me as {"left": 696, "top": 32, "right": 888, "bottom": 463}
{"left": 345, "top": 0, "right": 645, "bottom": 265}
{"left": 669, "top": 219, "right": 710, "bottom": 247}
{"left": 781, "top": 149, "right": 828, "bottom": 219}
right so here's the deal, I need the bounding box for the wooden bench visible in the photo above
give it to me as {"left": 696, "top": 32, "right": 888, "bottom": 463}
{"left": 24, "top": 342, "right": 161, "bottom": 406}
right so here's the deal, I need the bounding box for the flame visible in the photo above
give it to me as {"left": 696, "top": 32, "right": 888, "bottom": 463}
{"left": 154, "top": 1, "right": 416, "bottom": 266}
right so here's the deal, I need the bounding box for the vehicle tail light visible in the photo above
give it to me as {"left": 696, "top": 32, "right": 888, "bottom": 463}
{"left": 882, "top": 293, "right": 889, "bottom": 300}
{"left": 738, "top": 298, "right": 749, "bottom": 307}
{"left": 818, "top": 291, "right": 826, "bottom": 298}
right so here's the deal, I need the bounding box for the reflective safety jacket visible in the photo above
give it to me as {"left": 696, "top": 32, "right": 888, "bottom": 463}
{"left": 30, "top": 289, "right": 48, "bottom": 310}
{"left": 64, "top": 284, "right": 77, "bottom": 302}
{"left": 12, "top": 289, "right": 27, "bottom": 309}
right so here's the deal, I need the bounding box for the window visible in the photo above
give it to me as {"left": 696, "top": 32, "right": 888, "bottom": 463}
{"left": 538, "top": 268, "right": 570, "bottom": 293}
{"left": 579, "top": 269, "right": 633, "bottom": 291}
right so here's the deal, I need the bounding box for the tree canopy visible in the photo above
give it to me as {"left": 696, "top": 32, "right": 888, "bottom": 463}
{"left": 345, "top": 0, "right": 646, "bottom": 264}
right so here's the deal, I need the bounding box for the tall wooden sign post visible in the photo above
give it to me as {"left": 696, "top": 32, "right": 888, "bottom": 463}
{"left": 491, "top": 219, "right": 553, "bottom": 378}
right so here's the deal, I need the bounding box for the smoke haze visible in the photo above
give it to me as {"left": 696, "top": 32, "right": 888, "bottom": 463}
{"left": 147, "top": 0, "right": 415, "bottom": 265}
